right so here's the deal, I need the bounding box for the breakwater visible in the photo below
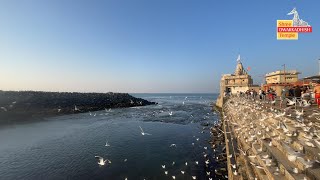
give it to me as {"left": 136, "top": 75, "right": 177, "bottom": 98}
{"left": 219, "top": 96, "right": 320, "bottom": 180}
{"left": 0, "top": 91, "right": 156, "bottom": 124}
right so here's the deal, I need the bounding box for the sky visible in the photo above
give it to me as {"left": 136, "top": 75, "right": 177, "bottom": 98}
{"left": 0, "top": 0, "right": 319, "bottom": 93}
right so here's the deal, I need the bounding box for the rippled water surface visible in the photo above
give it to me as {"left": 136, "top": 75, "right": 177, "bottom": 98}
{"left": 0, "top": 94, "right": 219, "bottom": 180}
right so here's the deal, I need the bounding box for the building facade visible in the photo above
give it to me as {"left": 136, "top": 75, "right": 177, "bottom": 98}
{"left": 265, "top": 70, "right": 300, "bottom": 84}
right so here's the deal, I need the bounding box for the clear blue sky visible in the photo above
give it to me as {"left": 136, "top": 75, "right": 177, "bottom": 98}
{"left": 0, "top": 0, "right": 319, "bottom": 93}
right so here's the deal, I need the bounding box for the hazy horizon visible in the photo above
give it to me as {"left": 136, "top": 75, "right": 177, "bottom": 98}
{"left": 1, "top": 1, "right": 319, "bottom": 93}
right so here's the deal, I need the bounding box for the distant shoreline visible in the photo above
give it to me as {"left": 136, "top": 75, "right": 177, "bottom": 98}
{"left": 0, "top": 90, "right": 157, "bottom": 125}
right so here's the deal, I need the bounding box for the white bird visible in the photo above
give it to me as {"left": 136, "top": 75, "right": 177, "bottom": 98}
{"left": 139, "top": 126, "right": 152, "bottom": 135}
{"left": 192, "top": 176, "right": 196, "bottom": 179}
{"left": 105, "top": 141, "right": 110, "bottom": 147}
{"left": 195, "top": 161, "right": 199, "bottom": 165}
{"left": 164, "top": 171, "right": 168, "bottom": 175}
{"left": 233, "top": 170, "right": 238, "bottom": 176}
{"left": 74, "top": 105, "right": 79, "bottom": 111}
{"left": 206, "top": 171, "right": 210, "bottom": 176}
{"left": 196, "top": 138, "right": 199, "bottom": 141}
{"left": 170, "top": 144, "right": 176, "bottom": 147}
{"left": 95, "top": 156, "right": 111, "bottom": 166}
{"left": 172, "top": 176, "right": 176, "bottom": 179}
{"left": 172, "top": 161, "right": 175, "bottom": 166}
{"left": 231, "top": 163, "right": 236, "bottom": 169}
{"left": 185, "top": 162, "right": 188, "bottom": 166}
{"left": 287, "top": 98, "right": 296, "bottom": 106}
{"left": 161, "top": 165, "right": 166, "bottom": 169}
{"left": 57, "top": 108, "right": 61, "bottom": 112}
{"left": 1, "top": 107, "right": 8, "bottom": 111}
{"left": 295, "top": 109, "right": 304, "bottom": 117}
{"left": 181, "top": 171, "right": 185, "bottom": 174}
{"left": 169, "top": 112, "right": 173, "bottom": 116}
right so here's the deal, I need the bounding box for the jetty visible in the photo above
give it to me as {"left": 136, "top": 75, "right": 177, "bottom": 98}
{"left": 0, "top": 91, "right": 156, "bottom": 124}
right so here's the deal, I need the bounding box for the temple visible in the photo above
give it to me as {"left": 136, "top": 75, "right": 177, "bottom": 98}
{"left": 216, "top": 55, "right": 259, "bottom": 107}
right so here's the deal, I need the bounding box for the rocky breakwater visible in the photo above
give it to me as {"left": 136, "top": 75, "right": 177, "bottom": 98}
{"left": 0, "top": 91, "right": 156, "bottom": 124}
{"left": 222, "top": 96, "right": 320, "bottom": 180}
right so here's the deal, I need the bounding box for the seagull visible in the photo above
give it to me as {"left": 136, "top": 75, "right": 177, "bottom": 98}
{"left": 57, "top": 108, "right": 61, "bottom": 112}
{"left": 231, "top": 163, "right": 236, "bottom": 169}
{"left": 195, "top": 161, "right": 199, "bottom": 165}
{"left": 295, "top": 109, "right": 304, "bottom": 117}
{"left": 169, "top": 112, "right": 173, "bottom": 116}
{"left": 1, "top": 107, "right": 7, "bottom": 111}
{"left": 139, "top": 126, "right": 151, "bottom": 136}
{"left": 181, "top": 171, "right": 185, "bottom": 174}
{"left": 105, "top": 141, "right": 110, "bottom": 147}
{"left": 233, "top": 170, "right": 238, "bottom": 176}
{"left": 95, "top": 156, "right": 111, "bottom": 166}
{"left": 74, "top": 105, "right": 79, "bottom": 111}
{"left": 164, "top": 171, "right": 168, "bottom": 175}
{"left": 170, "top": 144, "right": 177, "bottom": 147}
{"left": 162, "top": 165, "right": 166, "bottom": 169}
{"left": 172, "top": 161, "right": 175, "bottom": 166}
{"left": 172, "top": 176, "right": 176, "bottom": 179}
{"left": 185, "top": 162, "right": 188, "bottom": 166}
{"left": 192, "top": 176, "right": 196, "bottom": 179}
{"left": 206, "top": 171, "right": 210, "bottom": 176}
{"left": 287, "top": 98, "right": 296, "bottom": 106}
{"left": 196, "top": 138, "right": 199, "bottom": 141}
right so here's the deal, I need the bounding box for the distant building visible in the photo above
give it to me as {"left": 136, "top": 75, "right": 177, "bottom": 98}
{"left": 265, "top": 70, "right": 300, "bottom": 84}
{"left": 263, "top": 70, "right": 300, "bottom": 96}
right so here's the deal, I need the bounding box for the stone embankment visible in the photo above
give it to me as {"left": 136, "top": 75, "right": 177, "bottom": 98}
{"left": 221, "top": 96, "right": 320, "bottom": 180}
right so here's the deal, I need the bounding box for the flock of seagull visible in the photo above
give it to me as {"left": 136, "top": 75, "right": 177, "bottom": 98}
{"left": 221, "top": 95, "right": 320, "bottom": 179}
{"left": 89, "top": 96, "right": 228, "bottom": 180}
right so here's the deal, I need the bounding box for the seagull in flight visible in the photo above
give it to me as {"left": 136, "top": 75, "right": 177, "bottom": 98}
{"left": 95, "top": 156, "right": 111, "bottom": 166}
{"left": 139, "top": 126, "right": 152, "bottom": 136}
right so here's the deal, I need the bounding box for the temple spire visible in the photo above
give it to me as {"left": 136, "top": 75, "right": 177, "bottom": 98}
{"left": 234, "top": 54, "right": 247, "bottom": 75}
